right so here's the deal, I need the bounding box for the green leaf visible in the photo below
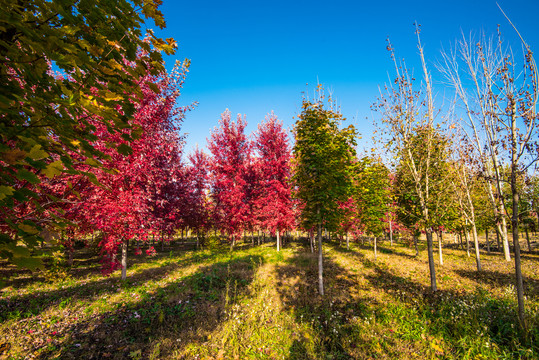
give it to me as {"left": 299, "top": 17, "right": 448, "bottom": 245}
{"left": 146, "top": 81, "right": 160, "bottom": 94}
{"left": 16, "top": 169, "right": 40, "bottom": 184}
{"left": 117, "top": 143, "right": 133, "bottom": 155}
{"left": 11, "top": 256, "right": 43, "bottom": 271}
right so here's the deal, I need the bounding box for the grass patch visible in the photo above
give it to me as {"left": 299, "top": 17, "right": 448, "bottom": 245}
{"left": 0, "top": 239, "right": 538, "bottom": 359}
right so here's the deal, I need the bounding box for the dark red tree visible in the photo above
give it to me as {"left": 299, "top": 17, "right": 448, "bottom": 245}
{"left": 252, "top": 113, "right": 294, "bottom": 250}
{"left": 207, "top": 110, "right": 251, "bottom": 247}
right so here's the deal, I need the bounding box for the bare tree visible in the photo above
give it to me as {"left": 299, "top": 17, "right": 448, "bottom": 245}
{"left": 375, "top": 26, "right": 452, "bottom": 292}
{"left": 449, "top": 138, "right": 482, "bottom": 271}
{"left": 439, "top": 32, "right": 513, "bottom": 261}
{"left": 440, "top": 22, "right": 539, "bottom": 331}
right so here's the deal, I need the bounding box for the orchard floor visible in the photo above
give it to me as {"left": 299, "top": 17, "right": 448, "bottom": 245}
{"left": 0, "top": 237, "right": 538, "bottom": 359}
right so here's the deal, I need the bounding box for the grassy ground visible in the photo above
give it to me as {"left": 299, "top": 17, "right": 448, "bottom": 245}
{"left": 0, "top": 237, "right": 538, "bottom": 359}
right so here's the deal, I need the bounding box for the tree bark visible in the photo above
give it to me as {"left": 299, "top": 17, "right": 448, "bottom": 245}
{"left": 389, "top": 220, "right": 393, "bottom": 246}
{"left": 509, "top": 104, "right": 525, "bottom": 331}
{"left": 438, "top": 232, "right": 443, "bottom": 266}
{"left": 346, "top": 231, "right": 349, "bottom": 250}
{"left": 472, "top": 225, "right": 481, "bottom": 271}
{"left": 121, "top": 241, "right": 127, "bottom": 281}
{"left": 276, "top": 230, "right": 280, "bottom": 252}
{"left": 525, "top": 227, "right": 531, "bottom": 253}
{"left": 500, "top": 216, "right": 511, "bottom": 261}
{"left": 317, "top": 222, "right": 324, "bottom": 296}
{"left": 230, "top": 234, "right": 235, "bottom": 251}
{"left": 465, "top": 231, "right": 470, "bottom": 257}
{"left": 496, "top": 227, "right": 501, "bottom": 252}
{"left": 68, "top": 245, "right": 74, "bottom": 267}
{"left": 374, "top": 236, "right": 377, "bottom": 261}
{"left": 486, "top": 228, "right": 490, "bottom": 253}
{"left": 426, "top": 230, "right": 437, "bottom": 291}
{"left": 512, "top": 180, "right": 526, "bottom": 332}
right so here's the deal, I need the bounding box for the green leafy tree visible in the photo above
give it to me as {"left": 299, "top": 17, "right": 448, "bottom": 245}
{"left": 0, "top": 0, "right": 176, "bottom": 267}
{"left": 355, "top": 156, "right": 391, "bottom": 261}
{"left": 292, "top": 87, "right": 357, "bottom": 295}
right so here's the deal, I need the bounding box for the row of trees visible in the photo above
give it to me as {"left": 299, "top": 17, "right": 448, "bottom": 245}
{"left": 373, "top": 24, "right": 539, "bottom": 330}
{"left": 1, "top": 0, "right": 537, "bottom": 333}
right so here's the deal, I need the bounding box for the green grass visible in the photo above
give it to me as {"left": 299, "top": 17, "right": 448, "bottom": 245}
{"left": 0, "top": 238, "right": 538, "bottom": 359}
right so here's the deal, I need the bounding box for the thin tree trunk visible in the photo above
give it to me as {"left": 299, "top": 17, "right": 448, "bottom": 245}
{"left": 496, "top": 227, "right": 501, "bottom": 252}
{"left": 465, "top": 231, "right": 470, "bottom": 257}
{"left": 500, "top": 216, "right": 511, "bottom": 261}
{"left": 68, "top": 244, "right": 74, "bottom": 267}
{"left": 230, "top": 234, "right": 235, "bottom": 251}
{"left": 525, "top": 227, "right": 531, "bottom": 253}
{"left": 438, "top": 232, "right": 443, "bottom": 266}
{"left": 486, "top": 228, "right": 490, "bottom": 253}
{"left": 346, "top": 231, "right": 349, "bottom": 250}
{"left": 389, "top": 220, "right": 393, "bottom": 246}
{"left": 426, "top": 230, "right": 437, "bottom": 291}
{"left": 374, "top": 236, "right": 377, "bottom": 261}
{"left": 276, "top": 230, "right": 280, "bottom": 252}
{"left": 121, "top": 241, "right": 127, "bottom": 281}
{"left": 310, "top": 231, "right": 314, "bottom": 253}
{"left": 317, "top": 222, "right": 324, "bottom": 296}
{"left": 472, "top": 225, "right": 481, "bottom": 271}
{"left": 510, "top": 127, "right": 526, "bottom": 331}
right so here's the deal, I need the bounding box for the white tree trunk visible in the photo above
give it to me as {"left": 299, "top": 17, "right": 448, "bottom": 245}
{"left": 374, "top": 236, "right": 377, "bottom": 261}
{"left": 438, "top": 232, "right": 443, "bottom": 266}
{"left": 121, "top": 241, "right": 127, "bottom": 281}
{"left": 389, "top": 221, "right": 393, "bottom": 246}
{"left": 317, "top": 222, "right": 324, "bottom": 296}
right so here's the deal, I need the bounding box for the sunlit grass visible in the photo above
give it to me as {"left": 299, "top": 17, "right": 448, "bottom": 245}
{"left": 0, "top": 238, "right": 538, "bottom": 359}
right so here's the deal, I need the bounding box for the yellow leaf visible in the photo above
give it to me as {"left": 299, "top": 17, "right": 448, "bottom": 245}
{"left": 27, "top": 145, "right": 48, "bottom": 160}
{"left": 19, "top": 224, "right": 39, "bottom": 235}
{"left": 42, "top": 160, "right": 63, "bottom": 178}
{"left": 0, "top": 186, "right": 14, "bottom": 201}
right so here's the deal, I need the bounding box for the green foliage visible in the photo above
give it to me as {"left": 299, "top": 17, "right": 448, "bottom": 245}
{"left": 355, "top": 156, "right": 391, "bottom": 236}
{"left": 394, "top": 126, "right": 453, "bottom": 231}
{"left": 292, "top": 89, "right": 357, "bottom": 230}
{"left": 0, "top": 0, "right": 175, "bottom": 267}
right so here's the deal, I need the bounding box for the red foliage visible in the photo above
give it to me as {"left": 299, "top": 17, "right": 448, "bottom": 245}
{"left": 207, "top": 110, "right": 252, "bottom": 240}
{"left": 252, "top": 113, "right": 295, "bottom": 235}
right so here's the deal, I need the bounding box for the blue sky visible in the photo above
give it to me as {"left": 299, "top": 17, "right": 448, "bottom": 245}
{"left": 152, "top": 0, "right": 539, "bottom": 155}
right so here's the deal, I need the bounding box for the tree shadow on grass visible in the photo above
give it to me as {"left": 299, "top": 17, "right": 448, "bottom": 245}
{"left": 454, "top": 268, "right": 539, "bottom": 299}
{"left": 0, "top": 250, "right": 216, "bottom": 323}
{"left": 359, "top": 256, "right": 537, "bottom": 356}
{"left": 275, "top": 248, "right": 371, "bottom": 359}
{"left": 332, "top": 242, "right": 418, "bottom": 262}
{"left": 7, "top": 254, "right": 263, "bottom": 360}
{"left": 0, "top": 243, "right": 196, "bottom": 288}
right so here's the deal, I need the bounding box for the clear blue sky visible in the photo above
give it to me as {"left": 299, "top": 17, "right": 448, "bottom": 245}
{"left": 153, "top": 0, "right": 539, "bottom": 155}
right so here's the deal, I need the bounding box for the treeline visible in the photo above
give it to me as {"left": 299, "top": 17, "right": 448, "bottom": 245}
{"left": 1, "top": 1, "right": 538, "bottom": 332}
